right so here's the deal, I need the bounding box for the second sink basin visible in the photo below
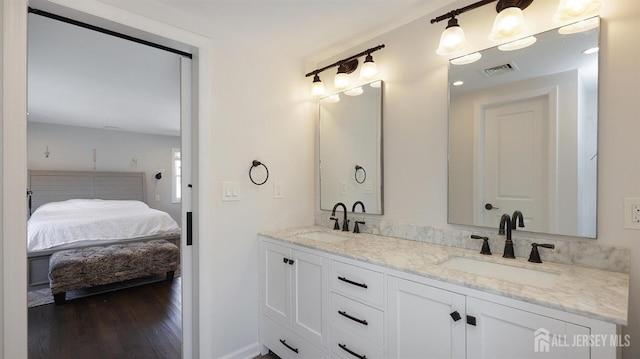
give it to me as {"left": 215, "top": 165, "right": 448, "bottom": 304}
{"left": 438, "top": 256, "right": 559, "bottom": 289}
{"left": 296, "top": 231, "right": 350, "bottom": 244}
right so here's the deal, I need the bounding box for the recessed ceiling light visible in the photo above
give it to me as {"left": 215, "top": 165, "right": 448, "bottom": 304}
{"left": 582, "top": 47, "right": 599, "bottom": 55}
{"left": 453, "top": 81, "right": 464, "bottom": 86}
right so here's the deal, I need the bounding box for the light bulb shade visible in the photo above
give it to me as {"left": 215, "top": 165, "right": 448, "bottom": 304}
{"left": 436, "top": 18, "right": 467, "bottom": 55}
{"left": 489, "top": 7, "right": 526, "bottom": 41}
{"left": 334, "top": 72, "right": 349, "bottom": 90}
{"left": 360, "top": 54, "right": 378, "bottom": 80}
{"left": 555, "top": 0, "right": 601, "bottom": 20}
{"left": 311, "top": 74, "right": 325, "bottom": 97}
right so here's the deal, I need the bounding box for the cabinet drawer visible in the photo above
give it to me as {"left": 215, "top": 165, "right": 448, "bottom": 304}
{"left": 261, "top": 315, "right": 329, "bottom": 359}
{"left": 331, "top": 325, "right": 384, "bottom": 359}
{"left": 331, "top": 293, "right": 383, "bottom": 344}
{"left": 330, "top": 260, "right": 384, "bottom": 307}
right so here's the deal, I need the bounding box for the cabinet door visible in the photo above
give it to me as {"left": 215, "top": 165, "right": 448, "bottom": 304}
{"left": 466, "top": 297, "right": 590, "bottom": 359}
{"left": 291, "top": 249, "right": 329, "bottom": 348}
{"left": 262, "top": 242, "right": 291, "bottom": 328}
{"left": 387, "top": 277, "right": 466, "bottom": 359}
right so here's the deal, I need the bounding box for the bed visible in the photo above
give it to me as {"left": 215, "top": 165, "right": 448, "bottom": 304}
{"left": 27, "top": 170, "right": 181, "bottom": 291}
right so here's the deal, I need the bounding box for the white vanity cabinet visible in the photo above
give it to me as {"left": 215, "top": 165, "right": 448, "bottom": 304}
{"left": 259, "top": 235, "right": 621, "bottom": 359}
{"left": 259, "top": 240, "right": 330, "bottom": 358}
{"left": 388, "top": 276, "right": 599, "bottom": 359}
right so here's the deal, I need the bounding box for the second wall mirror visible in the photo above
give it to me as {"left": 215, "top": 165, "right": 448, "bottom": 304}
{"left": 319, "top": 80, "right": 383, "bottom": 214}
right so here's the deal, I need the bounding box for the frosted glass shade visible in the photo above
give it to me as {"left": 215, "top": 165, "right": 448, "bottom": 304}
{"left": 436, "top": 25, "right": 467, "bottom": 56}
{"left": 450, "top": 52, "right": 482, "bottom": 65}
{"left": 360, "top": 61, "right": 378, "bottom": 81}
{"left": 555, "top": 0, "right": 601, "bottom": 20}
{"left": 311, "top": 80, "right": 325, "bottom": 97}
{"left": 489, "top": 7, "right": 526, "bottom": 41}
{"left": 334, "top": 72, "right": 349, "bottom": 90}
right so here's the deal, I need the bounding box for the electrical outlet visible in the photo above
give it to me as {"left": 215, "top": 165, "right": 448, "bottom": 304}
{"left": 624, "top": 198, "right": 640, "bottom": 229}
{"left": 274, "top": 181, "right": 283, "bottom": 199}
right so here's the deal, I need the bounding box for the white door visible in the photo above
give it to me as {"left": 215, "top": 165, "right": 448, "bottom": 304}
{"left": 291, "top": 249, "right": 329, "bottom": 347}
{"left": 387, "top": 277, "right": 466, "bottom": 359}
{"left": 262, "top": 242, "right": 292, "bottom": 327}
{"left": 477, "top": 94, "right": 552, "bottom": 231}
{"left": 466, "top": 297, "right": 589, "bottom": 359}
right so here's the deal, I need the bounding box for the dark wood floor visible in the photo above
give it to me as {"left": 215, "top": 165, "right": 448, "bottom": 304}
{"left": 28, "top": 278, "right": 181, "bottom": 359}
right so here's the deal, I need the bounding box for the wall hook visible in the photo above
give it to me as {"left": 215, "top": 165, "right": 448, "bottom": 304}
{"left": 249, "top": 160, "right": 269, "bottom": 185}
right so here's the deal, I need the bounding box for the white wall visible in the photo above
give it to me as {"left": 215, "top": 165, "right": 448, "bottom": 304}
{"left": 27, "top": 122, "right": 182, "bottom": 224}
{"left": 314, "top": 0, "right": 640, "bottom": 357}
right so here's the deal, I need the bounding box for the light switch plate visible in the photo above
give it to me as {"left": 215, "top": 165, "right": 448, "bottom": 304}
{"left": 624, "top": 198, "right": 640, "bottom": 229}
{"left": 222, "top": 181, "right": 240, "bottom": 201}
{"left": 274, "top": 181, "right": 283, "bottom": 199}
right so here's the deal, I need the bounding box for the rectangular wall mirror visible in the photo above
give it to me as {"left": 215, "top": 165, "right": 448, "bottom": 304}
{"left": 448, "top": 17, "right": 599, "bottom": 238}
{"left": 319, "top": 80, "right": 383, "bottom": 214}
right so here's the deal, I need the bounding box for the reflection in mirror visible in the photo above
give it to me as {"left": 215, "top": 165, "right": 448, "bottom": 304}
{"left": 320, "top": 81, "right": 383, "bottom": 214}
{"left": 448, "top": 17, "right": 599, "bottom": 238}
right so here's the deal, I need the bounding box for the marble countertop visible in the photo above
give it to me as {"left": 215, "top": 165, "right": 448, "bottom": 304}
{"left": 260, "top": 226, "right": 629, "bottom": 325}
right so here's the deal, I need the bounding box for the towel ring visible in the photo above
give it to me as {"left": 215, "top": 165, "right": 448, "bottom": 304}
{"left": 250, "top": 160, "right": 269, "bottom": 185}
{"left": 354, "top": 165, "right": 366, "bottom": 184}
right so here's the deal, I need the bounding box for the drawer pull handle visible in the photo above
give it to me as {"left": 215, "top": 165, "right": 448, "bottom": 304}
{"left": 338, "top": 310, "right": 368, "bottom": 326}
{"left": 279, "top": 339, "right": 299, "bottom": 354}
{"left": 338, "top": 276, "right": 368, "bottom": 289}
{"left": 339, "top": 343, "right": 367, "bottom": 359}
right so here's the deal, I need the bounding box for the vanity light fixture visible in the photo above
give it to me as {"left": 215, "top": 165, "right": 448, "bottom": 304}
{"left": 305, "top": 44, "right": 385, "bottom": 97}
{"left": 433, "top": 0, "right": 601, "bottom": 57}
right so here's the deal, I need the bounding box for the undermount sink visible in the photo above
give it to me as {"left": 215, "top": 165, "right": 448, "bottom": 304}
{"left": 296, "top": 231, "right": 350, "bottom": 244}
{"left": 438, "top": 256, "right": 560, "bottom": 289}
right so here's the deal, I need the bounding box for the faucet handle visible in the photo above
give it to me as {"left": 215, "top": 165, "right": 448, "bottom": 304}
{"left": 471, "top": 235, "right": 491, "bottom": 255}
{"left": 342, "top": 219, "right": 350, "bottom": 232}
{"left": 528, "top": 243, "right": 555, "bottom": 263}
{"left": 330, "top": 216, "right": 340, "bottom": 230}
{"left": 354, "top": 220, "right": 365, "bottom": 233}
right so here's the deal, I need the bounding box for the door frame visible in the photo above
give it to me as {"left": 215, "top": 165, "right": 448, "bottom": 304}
{"left": 472, "top": 86, "right": 559, "bottom": 231}
{"left": 1, "top": 0, "right": 213, "bottom": 357}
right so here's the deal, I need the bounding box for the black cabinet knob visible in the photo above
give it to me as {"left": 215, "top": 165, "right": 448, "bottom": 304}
{"left": 450, "top": 311, "right": 462, "bottom": 322}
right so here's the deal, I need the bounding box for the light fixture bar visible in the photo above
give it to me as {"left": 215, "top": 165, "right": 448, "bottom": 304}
{"left": 305, "top": 44, "right": 385, "bottom": 78}
{"left": 430, "top": 0, "right": 497, "bottom": 24}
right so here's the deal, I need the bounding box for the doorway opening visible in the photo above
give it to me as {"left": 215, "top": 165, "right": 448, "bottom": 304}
{"left": 26, "top": 6, "right": 195, "bottom": 358}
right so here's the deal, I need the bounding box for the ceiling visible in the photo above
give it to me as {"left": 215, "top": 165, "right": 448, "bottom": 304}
{"left": 27, "top": 0, "right": 456, "bottom": 136}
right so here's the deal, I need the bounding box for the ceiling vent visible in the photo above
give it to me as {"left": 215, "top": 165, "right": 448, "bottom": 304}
{"left": 482, "top": 62, "right": 519, "bottom": 76}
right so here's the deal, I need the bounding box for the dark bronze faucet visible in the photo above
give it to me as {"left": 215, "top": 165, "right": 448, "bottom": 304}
{"left": 499, "top": 214, "right": 515, "bottom": 258}
{"left": 331, "top": 202, "right": 349, "bottom": 232}
{"left": 352, "top": 201, "right": 366, "bottom": 213}
{"left": 511, "top": 210, "right": 525, "bottom": 229}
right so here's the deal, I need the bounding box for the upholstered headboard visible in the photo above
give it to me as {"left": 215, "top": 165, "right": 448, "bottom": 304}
{"left": 28, "top": 171, "right": 146, "bottom": 212}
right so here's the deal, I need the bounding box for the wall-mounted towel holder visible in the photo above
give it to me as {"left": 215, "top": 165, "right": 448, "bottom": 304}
{"left": 355, "top": 165, "right": 366, "bottom": 184}
{"left": 250, "top": 160, "right": 269, "bottom": 185}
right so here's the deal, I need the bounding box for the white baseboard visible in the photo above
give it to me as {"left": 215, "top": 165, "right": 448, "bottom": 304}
{"left": 218, "top": 342, "right": 261, "bottom": 359}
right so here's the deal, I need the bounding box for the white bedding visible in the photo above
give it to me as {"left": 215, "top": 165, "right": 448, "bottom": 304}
{"left": 27, "top": 199, "right": 180, "bottom": 252}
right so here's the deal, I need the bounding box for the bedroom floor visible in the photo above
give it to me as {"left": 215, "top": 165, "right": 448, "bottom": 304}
{"left": 28, "top": 277, "right": 181, "bottom": 359}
